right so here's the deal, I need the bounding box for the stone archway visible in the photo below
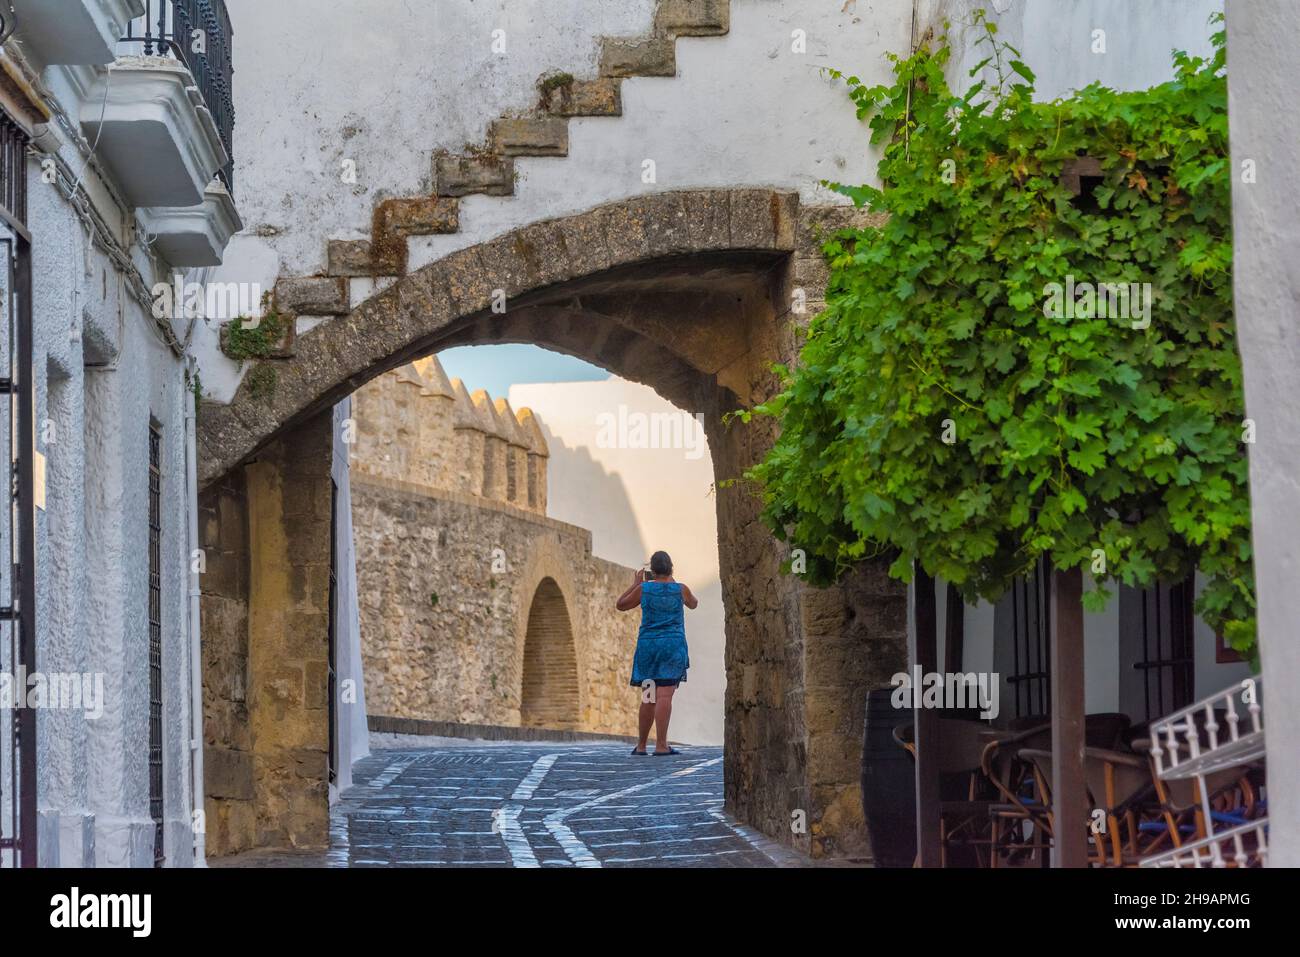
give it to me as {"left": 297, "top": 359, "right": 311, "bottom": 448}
{"left": 197, "top": 189, "right": 909, "bottom": 861}
{"left": 519, "top": 578, "right": 580, "bottom": 730}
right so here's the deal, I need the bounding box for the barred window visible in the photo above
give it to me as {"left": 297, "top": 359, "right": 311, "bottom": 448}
{"left": 0, "top": 113, "right": 28, "bottom": 225}
{"left": 149, "top": 423, "right": 164, "bottom": 866}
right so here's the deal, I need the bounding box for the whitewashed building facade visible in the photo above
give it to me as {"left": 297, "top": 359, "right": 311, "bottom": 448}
{"left": 0, "top": 0, "right": 239, "bottom": 867}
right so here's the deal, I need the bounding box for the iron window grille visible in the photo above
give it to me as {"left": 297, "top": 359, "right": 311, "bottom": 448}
{"left": 0, "top": 114, "right": 27, "bottom": 226}
{"left": 149, "top": 423, "right": 165, "bottom": 866}
{"left": 1120, "top": 576, "right": 1197, "bottom": 724}
{"left": 999, "top": 556, "right": 1053, "bottom": 719}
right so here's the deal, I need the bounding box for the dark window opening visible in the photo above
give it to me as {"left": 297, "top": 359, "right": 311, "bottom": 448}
{"left": 1062, "top": 155, "right": 1105, "bottom": 214}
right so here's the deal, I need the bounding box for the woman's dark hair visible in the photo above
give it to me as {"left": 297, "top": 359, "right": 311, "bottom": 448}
{"left": 649, "top": 551, "right": 673, "bottom": 576}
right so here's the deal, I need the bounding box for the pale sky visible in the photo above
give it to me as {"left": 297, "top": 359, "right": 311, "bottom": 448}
{"left": 436, "top": 344, "right": 609, "bottom": 397}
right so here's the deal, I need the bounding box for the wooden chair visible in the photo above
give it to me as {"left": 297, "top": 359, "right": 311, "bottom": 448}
{"left": 894, "top": 719, "right": 997, "bottom": 867}
{"left": 978, "top": 712, "right": 1131, "bottom": 867}
{"left": 1021, "top": 743, "right": 1187, "bottom": 866}
{"left": 981, "top": 723, "right": 1054, "bottom": 867}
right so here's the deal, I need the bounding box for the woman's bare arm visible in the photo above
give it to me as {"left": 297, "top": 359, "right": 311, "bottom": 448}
{"left": 680, "top": 583, "right": 699, "bottom": 610}
{"left": 615, "top": 569, "right": 647, "bottom": 611}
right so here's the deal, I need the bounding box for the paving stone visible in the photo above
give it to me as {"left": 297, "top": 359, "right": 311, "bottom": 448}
{"left": 220, "top": 742, "right": 781, "bottom": 868}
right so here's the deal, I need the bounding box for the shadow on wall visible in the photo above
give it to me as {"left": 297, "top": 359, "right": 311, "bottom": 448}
{"left": 678, "top": 573, "right": 725, "bottom": 744}
{"left": 539, "top": 426, "right": 649, "bottom": 567}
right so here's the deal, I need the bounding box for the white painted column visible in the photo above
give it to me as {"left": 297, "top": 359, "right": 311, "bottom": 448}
{"left": 1226, "top": 0, "right": 1300, "bottom": 866}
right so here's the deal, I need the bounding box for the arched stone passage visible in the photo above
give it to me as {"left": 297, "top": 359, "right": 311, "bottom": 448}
{"left": 519, "top": 578, "right": 580, "bottom": 730}
{"left": 197, "top": 189, "right": 910, "bottom": 861}
{"left": 198, "top": 189, "right": 801, "bottom": 485}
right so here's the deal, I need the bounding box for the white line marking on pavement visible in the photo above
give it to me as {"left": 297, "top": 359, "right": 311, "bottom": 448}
{"left": 493, "top": 753, "right": 561, "bottom": 866}
{"left": 368, "top": 753, "right": 424, "bottom": 789}
{"left": 497, "top": 805, "right": 540, "bottom": 868}
{"left": 544, "top": 757, "right": 723, "bottom": 868}
{"left": 511, "top": 753, "right": 561, "bottom": 800}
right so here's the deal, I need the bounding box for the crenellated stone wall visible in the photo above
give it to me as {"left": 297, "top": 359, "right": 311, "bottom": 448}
{"left": 350, "top": 358, "right": 639, "bottom": 736}
{"left": 352, "top": 356, "right": 550, "bottom": 512}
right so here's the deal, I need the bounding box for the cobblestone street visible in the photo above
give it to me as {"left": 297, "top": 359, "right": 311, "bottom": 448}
{"left": 221, "top": 742, "right": 794, "bottom": 868}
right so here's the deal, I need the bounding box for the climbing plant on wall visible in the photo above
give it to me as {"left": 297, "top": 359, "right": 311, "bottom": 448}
{"left": 748, "top": 13, "right": 1257, "bottom": 658}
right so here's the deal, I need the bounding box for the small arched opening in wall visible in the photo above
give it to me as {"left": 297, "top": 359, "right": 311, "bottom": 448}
{"left": 519, "top": 577, "right": 580, "bottom": 730}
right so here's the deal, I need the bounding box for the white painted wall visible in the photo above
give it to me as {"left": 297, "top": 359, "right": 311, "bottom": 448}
{"left": 927, "top": 0, "right": 1222, "bottom": 101}
{"left": 3, "top": 19, "right": 216, "bottom": 862}
{"left": 331, "top": 398, "right": 370, "bottom": 796}
{"left": 26, "top": 150, "right": 196, "bottom": 866}
{"left": 510, "top": 377, "right": 723, "bottom": 745}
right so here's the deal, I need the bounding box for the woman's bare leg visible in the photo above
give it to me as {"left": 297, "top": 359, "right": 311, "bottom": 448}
{"left": 636, "top": 697, "right": 655, "bottom": 752}
{"left": 653, "top": 685, "right": 676, "bottom": 753}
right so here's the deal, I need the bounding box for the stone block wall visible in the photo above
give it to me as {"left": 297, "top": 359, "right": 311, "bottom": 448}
{"left": 199, "top": 470, "right": 255, "bottom": 857}
{"left": 244, "top": 411, "right": 335, "bottom": 850}
{"left": 199, "top": 411, "right": 335, "bottom": 855}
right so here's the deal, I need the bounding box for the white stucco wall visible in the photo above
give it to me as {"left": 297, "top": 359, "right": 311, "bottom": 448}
{"left": 927, "top": 0, "right": 1222, "bottom": 101}
{"left": 198, "top": 0, "right": 1225, "bottom": 402}
{"left": 26, "top": 147, "right": 197, "bottom": 866}
{"left": 331, "top": 397, "right": 370, "bottom": 797}
{"left": 510, "top": 377, "right": 724, "bottom": 745}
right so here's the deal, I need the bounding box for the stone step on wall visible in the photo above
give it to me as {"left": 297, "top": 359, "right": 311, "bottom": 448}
{"left": 599, "top": 35, "right": 677, "bottom": 77}
{"left": 655, "top": 0, "right": 730, "bottom": 36}
{"left": 538, "top": 76, "right": 622, "bottom": 117}
{"left": 255, "top": 0, "right": 733, "bottom": 295}
{"left": 370, "top": 196, "right": 460, "bottom": 274}
{"left": 489, "top": 117, "right": 570, "bottom": 156}
{"left": 432, "top": 151, "right": 516, "bottom": 198}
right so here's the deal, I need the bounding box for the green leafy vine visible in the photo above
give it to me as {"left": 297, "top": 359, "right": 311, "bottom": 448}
{"left": 748, "top": 13, "right": 1256, "bottom": 659}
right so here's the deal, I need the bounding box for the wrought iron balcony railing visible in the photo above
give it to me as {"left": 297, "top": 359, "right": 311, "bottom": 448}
{"left": 121, "top": 0, "right": 235, "bottom": 194}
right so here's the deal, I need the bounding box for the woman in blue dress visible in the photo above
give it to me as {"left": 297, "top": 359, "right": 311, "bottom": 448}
{"left": 615, "top": 550, "right": 698, "bottom": 756}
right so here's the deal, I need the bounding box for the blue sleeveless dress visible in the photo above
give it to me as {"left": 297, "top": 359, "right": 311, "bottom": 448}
{"left": 630, "top": 580, "right": 690, "bottom": 686}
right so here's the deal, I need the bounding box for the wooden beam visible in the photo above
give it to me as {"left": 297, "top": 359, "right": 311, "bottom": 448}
{"left": 944, "top": 582, "right": 965, "bottom": 673}
{"left": 914, "top": 567, "right": 942, "bottom": 867}
{"left": 1049, "top": 565, "right": 1088, "bottom": 867}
